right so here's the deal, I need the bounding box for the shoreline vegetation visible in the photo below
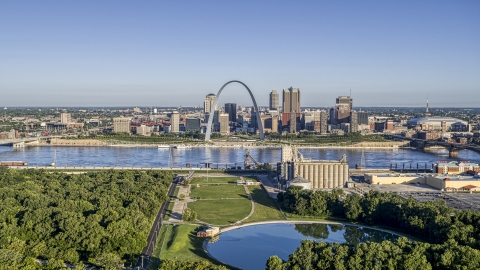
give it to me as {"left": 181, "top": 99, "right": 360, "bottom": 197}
{"left": 30, "top": 138, "right": 411, "bottom": 149}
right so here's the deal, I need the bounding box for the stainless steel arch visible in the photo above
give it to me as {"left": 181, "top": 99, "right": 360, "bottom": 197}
{"left": 205, "top": 80, "right": 264, "bottom": 141}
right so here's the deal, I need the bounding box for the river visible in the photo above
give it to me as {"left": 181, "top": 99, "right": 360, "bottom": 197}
{"left": 0, "top": 145, "right": 479, "bottom": 168}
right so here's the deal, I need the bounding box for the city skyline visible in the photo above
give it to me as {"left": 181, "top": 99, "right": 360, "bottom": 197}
{"left": 1, "top": 1, "right": 479, "bottom": 107}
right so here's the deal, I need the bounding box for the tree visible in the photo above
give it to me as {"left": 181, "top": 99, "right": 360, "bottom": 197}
{"left": 182, "top": 208, "right": 197, "bottom": 222}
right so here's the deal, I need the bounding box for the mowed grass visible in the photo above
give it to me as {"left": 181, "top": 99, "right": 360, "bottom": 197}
{"left": 191, "top": 176, "right": 258, "bottom": 185}
{"left": 190, "top": 184, "right": 246, "bottom": 199}
{"left": 148, "top": 224, "right": 229, "bottom": 269}
{"left": 188, "top": 198, "right": 252, "bottom": 225}
{"left": 245, "top": 186, "right": 286, "bottom": 223}
{"left": 164, "top": 202, "right": 175, "bottom": 220}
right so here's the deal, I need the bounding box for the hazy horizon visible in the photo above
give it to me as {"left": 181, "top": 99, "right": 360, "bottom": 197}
{"left": 1, "top": 1, "right": 479, "bottom": 107}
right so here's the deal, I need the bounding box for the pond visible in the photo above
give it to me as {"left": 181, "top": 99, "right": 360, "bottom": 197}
{"left": 206, "top": 223, "right": 401, "bottom": 269}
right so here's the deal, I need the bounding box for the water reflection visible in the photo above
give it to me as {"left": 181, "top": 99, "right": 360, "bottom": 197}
{"left": 207, "top": 223, "right": 400, "bottom": 269}
{"left": 0, "top": 146, "right": 478, "bottom": 168}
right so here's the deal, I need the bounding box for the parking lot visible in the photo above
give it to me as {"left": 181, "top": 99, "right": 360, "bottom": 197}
{"left": 352, "top": 182, "right": 480, "bottom": 211}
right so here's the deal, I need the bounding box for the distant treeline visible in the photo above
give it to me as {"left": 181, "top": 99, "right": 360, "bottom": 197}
{"left": 268, "top": 187, "right": 480, "bottom": 269}
{"left": 0, "top": 167, "right": 172, "bottom": 269}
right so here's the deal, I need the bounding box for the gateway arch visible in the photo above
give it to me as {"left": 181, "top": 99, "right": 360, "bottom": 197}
{"left": 205, "top": 80, "right": 264, "bottom": 141}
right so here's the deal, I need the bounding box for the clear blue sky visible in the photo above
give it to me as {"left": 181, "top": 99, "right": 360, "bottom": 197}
{"left": 1, "top": 1, "right": 479, "bottom": 107}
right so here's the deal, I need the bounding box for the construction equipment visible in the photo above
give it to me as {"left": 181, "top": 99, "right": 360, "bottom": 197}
{"left": 244, "top": 149, "right": 268, "bottom": 170}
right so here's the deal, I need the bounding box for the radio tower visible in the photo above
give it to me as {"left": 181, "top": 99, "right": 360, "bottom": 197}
{"left": 425, "top": 95, "right": 431, "bottom": 117}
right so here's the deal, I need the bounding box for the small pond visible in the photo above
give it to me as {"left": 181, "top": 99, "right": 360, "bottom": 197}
{"left": 206, "top": 223, "right": 401, "bottom": 269}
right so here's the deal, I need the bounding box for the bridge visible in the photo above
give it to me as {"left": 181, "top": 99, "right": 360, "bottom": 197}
{"left": 0, "top": 138, "right": 42, "bottom": 148}
{"left": 389, "top": 135, "right": 480, "bottom": 157}
{"left": 0, "top": 136, "right": 61, "bottom": 148}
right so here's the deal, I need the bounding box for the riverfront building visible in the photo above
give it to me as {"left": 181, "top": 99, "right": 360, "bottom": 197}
{"left": 113, "top": 117, "right": 131, "bottom": 133}
{"left": 434, "top": 161, "right": 480, "bottom": 174}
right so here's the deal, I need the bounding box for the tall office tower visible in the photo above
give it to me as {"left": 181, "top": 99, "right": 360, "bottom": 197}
{"left": 170, "top": 111, "right": 180, "bottom": 132}
{"left": 289, "top": 111, "right": 297, "bottom": 133}
{"left": 329, "top": 108, "right": 335, "bottom": 125}
{"left": 357, "top": 111, "right": 369, "bottom": 125}
{"left": 350, "top": 110, "right": 358, "bottom": 133}
{"left": 219, "top": 113, "right": 230, "bottom": 135}
{"left": 334, "top": 96, "right": 353, "bottom": 124}
{"left": 271, "top": 115, "right": 278, "bottom": 133}
{"left": 113, "top": 117, "right": 131, "bottom": 133}
{"left": 60, "top": 113, "right": 71, "bottom": 123}
{"left": 204, "top": 93, "right": 218, "bottom": 114}
{"left": 250, "top": 108, "right": 258, "bottom": 130}
{"left": 319, "top": 110, "right": 328, "bottom": 134}
{"left": 313, "top": 110, "right": 328, "bottom": 134}
{"left": 269, "top": 90, "right": 279, "bottom": 111}
{"left": 282, "top": 87, "right": 301, "bottom": 131}
{"left": 186, "top": 118, "right": 201, "bottom": 132}
{"left": 225, "top": 103, "right": 237, "bottom": 123}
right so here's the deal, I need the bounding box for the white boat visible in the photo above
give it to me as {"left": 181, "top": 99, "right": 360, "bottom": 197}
{"left": 158, "top": 144, "right": 170, "bottom": 148}
{"left": 174, "top": 145, "right": 191, "bottom": 149}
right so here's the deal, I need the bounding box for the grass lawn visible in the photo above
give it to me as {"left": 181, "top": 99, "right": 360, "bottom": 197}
{"left": 191, "top": 176, "right": 258, "bottom": 185}
{"left": 244, "top": 186, "right": 286, "bottom": 223}
{"left": 190, "top": 184, "right": 247, "bottom": 199}
{"left": 172, "top": 187, "right": 180, "bottom": 199}
{"left": 164, "top": 202, "right": 175, "bottom": 220}
{"left": 148, "top": 224, "right": 232, "bottom": 270}
{"left": 188, "top": 199, "right": 252, "bottom": 225}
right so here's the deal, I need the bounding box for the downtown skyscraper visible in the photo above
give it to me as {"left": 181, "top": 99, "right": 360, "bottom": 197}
{"left": 269, "top": 90, "right": 279, "bottom": 111}
{"left": 281, "top": 87, "right": 301, "bottom": 132}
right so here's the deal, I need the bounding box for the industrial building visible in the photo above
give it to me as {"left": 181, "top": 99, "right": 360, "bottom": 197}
{"left": 365, "top": 173, "right": 480, "bottom": 192}
{"left": 278, "top": 145, "right": 350, "bottom": 189}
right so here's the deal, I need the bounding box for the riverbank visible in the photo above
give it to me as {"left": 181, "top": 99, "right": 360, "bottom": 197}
{"left": 35, "top": 138, "right": 411, "bottom": 149}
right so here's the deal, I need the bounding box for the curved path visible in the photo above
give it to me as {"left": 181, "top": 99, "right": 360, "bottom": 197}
{"left": 235, "top": 185, "right": 255, "bottom": 224}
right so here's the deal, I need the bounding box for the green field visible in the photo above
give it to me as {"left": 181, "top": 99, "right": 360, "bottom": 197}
{"left": 188, "top": 199, "right": 252, "bottom": 225}
{"left": 245, "top": 186, "right": 286, "bottom": 222}
{"left": 190, "top": 184, "right": 247, "bottom": 199}
{"left": 149, "top": 224, "right": 233, "bottom": 270}
{"left": 190, "top": 176, "right": 258, "bottom": 185}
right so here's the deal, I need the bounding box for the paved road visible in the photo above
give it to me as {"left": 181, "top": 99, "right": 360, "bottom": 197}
{"left": 256, "top": 175, "right": 280, "bottom": 199}
{"left": 169, "top": 185, "right": 190, "bottom": 223}
{"left": 135, "top": 178, "right": 177, "bottom": 269}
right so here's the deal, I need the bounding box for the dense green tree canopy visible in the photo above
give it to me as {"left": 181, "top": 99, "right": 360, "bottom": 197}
{"left": 0, "top": 166, "right": 172, "bottom": 269}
